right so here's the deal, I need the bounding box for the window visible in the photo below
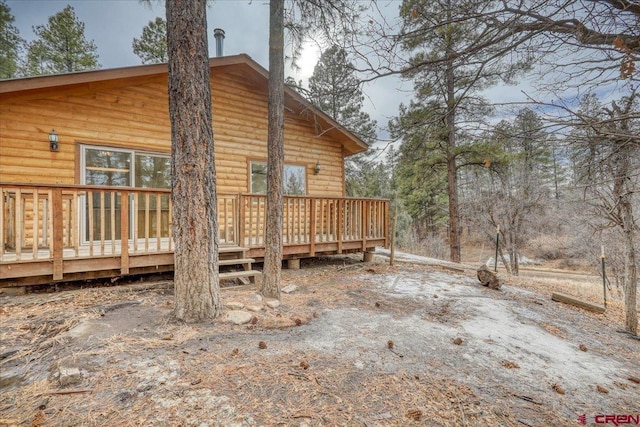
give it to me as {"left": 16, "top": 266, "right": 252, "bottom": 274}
{"left": 84, "top": 148, "right": 131, "bottom": 186}
{"left": 82, "top": 146, "right": 170, "bottom": 189}
{"left": 81, "top": 145, "right": 170, "bottom": 242}
{"left": 250, "top": 161, "right": 306, "bottom": 195}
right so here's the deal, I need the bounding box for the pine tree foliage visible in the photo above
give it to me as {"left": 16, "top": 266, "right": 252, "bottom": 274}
{"left": 309, "top": 46, "right": 377, "bottom": 144}
{"left": 24, "top": 5, "right": 99, "bottom": 76}
{"left": 0, "top": 0, "right": 24, "bottom": 79}
{"left": 390, "top": 101, "right": 449, "bottom": 235}
{"left": 307, "top": 45, "right": 380, "bottom": 197}
{"left": 132, "top": 17, "right": 168, "bottom": 64}
{"left": 396, "top": 0, "right": 531, "bottom": 262}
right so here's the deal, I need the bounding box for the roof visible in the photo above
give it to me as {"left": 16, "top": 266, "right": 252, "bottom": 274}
{"left": 0, "top": 54, "right": 368, "bottom": 156}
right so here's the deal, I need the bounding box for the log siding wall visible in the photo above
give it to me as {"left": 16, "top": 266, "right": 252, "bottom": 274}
{"left": 0, "top": 71, "right": 345, "bottom": 197}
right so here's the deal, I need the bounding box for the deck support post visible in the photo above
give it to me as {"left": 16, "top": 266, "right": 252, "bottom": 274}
{"left": 363, "top": 250, "right": 374, "bottom": 262}
{"left": 286, "top": 258, "right": 300, "bottom": 270}
{"left": 1, "top": 286, "right": 26, "bottom": 296}
{"left": 52, "top": 189, "right": 63, "bottom": 280}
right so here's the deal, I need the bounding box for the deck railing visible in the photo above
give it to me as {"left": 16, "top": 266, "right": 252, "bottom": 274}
{"left": 239, "top": 194, "right": 388, "bottom": 254}
{"left": 0, "top": 183, "right": 388, "bottom": 280}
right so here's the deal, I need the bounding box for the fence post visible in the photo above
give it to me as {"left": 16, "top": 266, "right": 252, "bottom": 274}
{"left": 390, "top": 204, "right": 397, "bottom": 266}
{"left": 494, "top": 225, "right": 500, "bottom": 272}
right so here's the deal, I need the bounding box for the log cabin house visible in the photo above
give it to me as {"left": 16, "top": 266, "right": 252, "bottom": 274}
{"left": 0, "top": 54, "right": 389, "bottom": 288}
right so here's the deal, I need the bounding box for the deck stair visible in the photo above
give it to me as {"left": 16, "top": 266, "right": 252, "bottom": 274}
{"left": 218, "top": 246, "right": 260, "bottom": 285}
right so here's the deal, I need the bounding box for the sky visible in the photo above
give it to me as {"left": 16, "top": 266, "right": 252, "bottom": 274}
{"left": 5, "top": 0, "right": 561, "bottom": 150}
{"left": 6, "top": 0, "right": 414, "bottom": 144}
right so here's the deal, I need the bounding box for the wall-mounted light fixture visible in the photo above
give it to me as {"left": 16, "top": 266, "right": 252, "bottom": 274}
{"left": 314, "top": 161, "right": 321, "bottom": 175}
{"left": 49, "top": 129, "right": 59, "bottom": 152}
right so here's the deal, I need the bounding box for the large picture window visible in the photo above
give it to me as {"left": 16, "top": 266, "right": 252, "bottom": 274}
{"left": 82, "top": 147, "right": 170, "bottom": 189}
{"left": 81, "top": 145, "right": 170, "bottom": 242}
{"left": 250, "top": 161, "right": 306, "bottom": 195}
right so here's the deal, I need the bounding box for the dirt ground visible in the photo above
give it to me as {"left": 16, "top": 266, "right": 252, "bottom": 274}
{"left": 0, "top": 253, "right": 638, "bottom": 426}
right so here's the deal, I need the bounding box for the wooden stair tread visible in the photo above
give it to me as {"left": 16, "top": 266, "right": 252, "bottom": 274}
{"left": 219, "top": 246, "right": 249, "bottom": 253}
{"left": 219, "top": 270, "right": 260, "bottom": 280}
{"left": 218, "top": 258, "right": 254, "bottom": 266}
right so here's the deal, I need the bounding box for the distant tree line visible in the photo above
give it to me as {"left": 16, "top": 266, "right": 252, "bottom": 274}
{"left": 303, "top": 0, "right": 638, "bottom": 333}
{"left": 0, "top": 2, "right": 99, "bottom": 78}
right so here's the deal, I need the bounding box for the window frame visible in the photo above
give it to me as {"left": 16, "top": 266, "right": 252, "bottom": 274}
{"left": 248, "top": 159, "right": 308, "bottom": 195}
{"left": 79, "top": 144, "right": 170, "bottom": 188}
{"left": 78, "top": 144, "right": 171, "bottom": 244}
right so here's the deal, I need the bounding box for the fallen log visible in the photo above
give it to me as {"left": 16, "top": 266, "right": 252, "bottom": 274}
{"left": 551, "top": 292, "right": 605, "bottom": 314}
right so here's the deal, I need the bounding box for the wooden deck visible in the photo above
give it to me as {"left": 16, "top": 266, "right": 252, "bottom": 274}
{"left": 0, "top": 183, "right": 388, "bottom": 286}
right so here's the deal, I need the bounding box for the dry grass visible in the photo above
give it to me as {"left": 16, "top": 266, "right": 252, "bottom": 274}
{"left": 507, "top": 275, "right": 629, "bottom": 325}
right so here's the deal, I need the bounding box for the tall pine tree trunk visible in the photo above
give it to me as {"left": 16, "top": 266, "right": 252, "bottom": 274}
{"left": 166, "top": 0, "right": 221, "bottom": 321}
{"left": 262, "top": 0, "right": 285, "bottom": 299}
{"left": 445, "top": 17, "right": 460, "bottom": 263}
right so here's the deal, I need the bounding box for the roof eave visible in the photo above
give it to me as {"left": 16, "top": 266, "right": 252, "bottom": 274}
{"left": 0, "top": 54, "right": 370, "bottom": 155}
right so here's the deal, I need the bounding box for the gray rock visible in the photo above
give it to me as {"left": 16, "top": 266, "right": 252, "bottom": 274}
{"left": 136, "top": 379, "right": 154, "bottom": 393}
{"left": 252, "top": 293, "right": 263, "bottom": 302}
{"left": 281, "top": 284, "right": 298, "bottom": 294}
{"left": 0, "top": 346, "right": 22, "bottom": 361}
{"left": 37, "top": 397, "right": 50, "bottom": 410}
{"left": 0, "top": 367, "right": 25, "bottom": 389}
{"left": 265, "top": 299, "right": 280, "bottom": 309}
{"left": 224, "top": 301, "right": 245, "bottom": 310}
{"left": 245, "top": 305, "right": 263, "bottom": 313}
{"left": 58, "top": 367, "right": 82, "bottom": 387}
{"left": 226, "top": 310, "right": 253, "bottom": 325}
{"left": 116, "top": 390, "right": 134, "bottom": 402}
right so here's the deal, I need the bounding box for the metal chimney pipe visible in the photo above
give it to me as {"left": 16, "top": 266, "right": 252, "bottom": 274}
{"left": 213, "top": 28, "right": 225, "bottom": 57}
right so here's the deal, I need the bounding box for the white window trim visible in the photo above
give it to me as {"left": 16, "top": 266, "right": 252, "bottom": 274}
{"left": 80, "top": 144, "right": 170, "bottom": 187}
{"left": 249, "top": 160, "right": 307, "bottom": 195}
{"left": 79, "top": 144, "right": 171, "bottom": 245}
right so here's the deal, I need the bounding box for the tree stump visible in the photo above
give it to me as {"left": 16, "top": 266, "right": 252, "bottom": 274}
{"left": 477, "top": 265, "right": 503, "bottom": 290}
